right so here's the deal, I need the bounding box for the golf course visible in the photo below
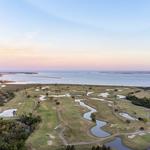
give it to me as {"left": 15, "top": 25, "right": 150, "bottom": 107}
{"left": 0, "top": 84, "right": 150, "bottom": 150}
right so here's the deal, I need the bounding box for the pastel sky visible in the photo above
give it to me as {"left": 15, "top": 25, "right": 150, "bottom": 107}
{"left": 0, "top": 0, "right": 150, "bottom": 71}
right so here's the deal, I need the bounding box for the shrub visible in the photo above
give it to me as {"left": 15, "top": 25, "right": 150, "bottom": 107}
{"left": 91, "top": 113, "right": 96, "bottom": 122}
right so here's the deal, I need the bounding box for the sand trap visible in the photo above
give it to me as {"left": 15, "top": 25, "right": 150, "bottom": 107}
{"left": 106, "top": 89, "right": 114, "bottom": 91}
{"left": 108, "top": 104, "right": 112, "bottom": 107}
{"left": 119, "top": 113, "right": 137, "bottom": 121}
{"left": 87, "top": 92, "right": 94, "bottom": 96}
{"left": 49, "top": 134, "right": 55, "bottom": 139}
{"left": 118, "top": 89, "right": 123, "bottom": 92}
{"left": 54, "top": 124, "right": 61, "bottom": 130}
{"left": 42, "top": 86, "right": 49, "bottom": 90}
{"left": 99, "top": 92, "right": 109, "bottom": 98}
{"left": 49, "top": 93, "right": 71, "bottom": 98}
{"left": 47, "top": 140, "right": 53, "bottom": 145}
{"left": 1, "top": 85, "right": 6, "bottom": 88}
{"left": 18, "top": 103, "right": 22, "bottom": 105}
{"left": 128, "top": 135, "right": 136, "bottom": 139}
{"left": 0, "top": 109, "right": 17, "bottom": 117}
{"left": 110, "top": 124, "right": 117, "bottom": 127}
{"left": 117, "top": 95, "right": 126, "bottom": 99}
{"left": 39, "top": 95, "right": 46, "bottom": 101}
{"left": 139, "top": 133, "right": 146, "bottom": 136}
{"left": 91, "top": 98, "right": 105, "bottom": 102}
{"left": 47, "top": 134, "right": 55, "bottom": 145}
{"left": 75, "top": 99, "right": 83, "bottom": 102}
{"left": 35, "top": 89, "right": 40, "bottom": 92}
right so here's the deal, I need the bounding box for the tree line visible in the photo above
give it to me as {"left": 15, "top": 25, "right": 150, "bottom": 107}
{"left": 65, "top": 145, "right": 111, "bottom": 150}
{"left": 126, "top": 95, "right": 150, "bottom": 108}
{"left": 0, "top": 90, "right": 15, "bottom": 106}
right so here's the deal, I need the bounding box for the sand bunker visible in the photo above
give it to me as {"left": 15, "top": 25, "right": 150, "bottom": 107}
{"left": 35, "top": 89, "right": 40, "bottom": 92}
{"left": 106, "top": 89, "right": 114, "bottom": 91}
{"left": 87, "top": 92, "right": 94, "bottom": 96}
{"left": 99, "top": 92, "right": 109, "bottom": 98}
{"left": 49, "top": 93, "right": 71, "bottom": 98}
{"left": 0, "top": 84, "right": 6, "bottom": 88}
{"left": 128, "top": 135, "right": 136, "bottom": 139}
{"left": 0, "top": 109, "right": 17, "bottom": 117}
{"left": 117, "top": 95, "right": 126, "bottom": 99}
{"left": 39, "top": 95, "right": 46, "bottom": 101}
{"left": 119, "top": 113, "right": 137, "bottom": 121}
{"left": 91, "top": 98, "right": 105, "bottom": 102}
{"left": 47, "top": 140, "right": 53, "bottom": 145}
{"left": 49, "top": 134, "right": 55, "bottom": 139}
{"left": 42, "top": 86, "right": 49, "bottom": 90}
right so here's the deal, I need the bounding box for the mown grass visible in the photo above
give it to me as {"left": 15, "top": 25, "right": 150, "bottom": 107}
{"left": 25, "top": 100, "right": 60, "bottom": 150}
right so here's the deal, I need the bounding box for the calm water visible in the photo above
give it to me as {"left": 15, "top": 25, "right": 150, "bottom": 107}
{"left": 0, "top": 71, "right": 150, "bottom": 86}
{"left": 76, "top": 99, "right": 131, "bottom": 150}
{"left": 105, "top": 137, "right": 132, "bottom": 150}
{"left": 78, "top": 99, "right": 110, "bottom": 138}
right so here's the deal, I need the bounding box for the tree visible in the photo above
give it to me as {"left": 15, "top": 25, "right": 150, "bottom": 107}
{"left": 66, "top": 145, "right": 75, "bottom": 150}
{"left": 91, "top": 113, "right": 96, "bottom": 122}
{"left": 70, "top": 145, "right": 75, "bottom": 150}
{"left": 92, "top": 146, "right": 96, "bottom": 150}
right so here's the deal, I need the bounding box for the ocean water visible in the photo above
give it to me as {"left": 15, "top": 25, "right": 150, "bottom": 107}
{"left": 0, "top": 71, "right": 150, "bottom": 87}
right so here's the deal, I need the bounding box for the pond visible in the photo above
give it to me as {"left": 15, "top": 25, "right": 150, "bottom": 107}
{"left": 105, "top": 137, "right": 132, "bottom": 150}
{"left": 75, "top": 99, "right": 133, "bottom": 150}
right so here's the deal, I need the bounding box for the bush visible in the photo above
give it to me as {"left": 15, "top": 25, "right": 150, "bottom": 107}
{"left": 126, "top": 95, "right": 150, "bottom": 108}
{"left": 27, "top": 95, "right": 31, "bottom": 98}
{"left": 126, "top": 120, "right": 131, "bottom": 124}
{"left": 140, "top": 127, "right": 144, "bottom": 131}
{"left": 91, "top": 113, "right": 96, "bottom": 122}
{"left": 56, "top": 101, "right": 60, "bottom": 105}
{"left": 114, "top": 109, "right": 118, "bottom": 112}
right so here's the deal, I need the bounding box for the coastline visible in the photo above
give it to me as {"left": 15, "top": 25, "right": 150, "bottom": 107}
{"left": 0, "top": 78, "right": 149, "bottom": 88}
{"left": 0, "top": 71, "right": 150, "bottom": 87}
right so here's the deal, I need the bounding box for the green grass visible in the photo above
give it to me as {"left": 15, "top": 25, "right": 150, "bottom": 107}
{"left": 122, "top": 134, "right": 150, "bottom": 150}
{"left": 59, "top": 97, "right": 95, "bottom": 143}
{"left": 0, "top": 90, "right": 36, "bottom": 115}
{"left": 25, "top": 100, "right": 60, "bottom": 150}
{"left": 0, "top": 85, "right": 150, "bottom": 150}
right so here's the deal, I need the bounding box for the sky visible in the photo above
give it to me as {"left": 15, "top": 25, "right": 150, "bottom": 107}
{"left": 0, "top": 0, "right": 150, "bottom": 71}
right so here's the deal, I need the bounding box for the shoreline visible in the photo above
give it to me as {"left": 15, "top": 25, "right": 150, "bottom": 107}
{"left": 0, "top": 71, "right": 150, "bottom": 87}
{"left": 1, "top": 82, "right": 149, "bottom": 89}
